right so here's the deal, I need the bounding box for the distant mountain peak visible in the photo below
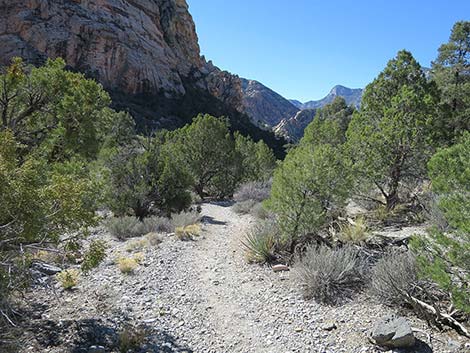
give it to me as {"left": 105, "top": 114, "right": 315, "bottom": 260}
{"left": 289, "top": 85, "right": 363, "bottom": 111}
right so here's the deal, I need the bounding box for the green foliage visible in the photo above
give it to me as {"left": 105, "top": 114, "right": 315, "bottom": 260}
{"left": 338, "top": 216, "right": 369, "bottom": 244}
{"left": 56, "top": 269, "right": 80, "bottom": 290}
{"left": 0, "top": 130, "right": 97, "bottom": 245}
{"left": 410, "top": 229, "right": 470, "bottom": 313}
{"left": 346, "top": 50, "right": 441, "bottom": 210}
{"left": 234, "top": 132, "right": 277, "bottom": 182}
{"left": 81, "top": 240, "right": 107, "bottom": 274}
{"left": 103, "top": 132, "right": 192, "bottom": 218}
{"left": 0, "top": 57, "right": 114, "bottom": 160}
{"left": 431, "top": 21, "right": 470, "bottom": 144}
{"left": 428, "top": 132, "right": 470, "bottom": 232}
{"left": 266, "top": 144, "right": 351, "bottom": 250}
{"left": 242, "top": 221, "right": 279, "bottom": 263}
{"left": 301, "top": 96, "right": 355, "bottom": 147}
{"left": 173, "top": 114, "right": 240, "bottom": 198}
{"left": 412, "top": 132, "right": 470, "bottom": 313}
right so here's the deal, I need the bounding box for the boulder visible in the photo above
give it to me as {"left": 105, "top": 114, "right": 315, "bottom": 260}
{"left": 31, "top": 262, "right": 62, "bottom": 276}
{"left": 370, "top": 315, "right": 415, "bottom": 348}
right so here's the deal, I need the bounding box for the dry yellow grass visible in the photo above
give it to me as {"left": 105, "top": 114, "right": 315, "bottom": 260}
{"left": 175, "top": 223, "right": 201, "bottom": 240}
{"left": 117, "top": 257, "right": 138, "bottom": 274}
{"left": 56, "top": 268, "right": 80, "bottom": 289}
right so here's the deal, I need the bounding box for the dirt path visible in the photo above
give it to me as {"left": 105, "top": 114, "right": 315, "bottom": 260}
{"left": 20, "top": 202, "right": 465, "bottom": 353}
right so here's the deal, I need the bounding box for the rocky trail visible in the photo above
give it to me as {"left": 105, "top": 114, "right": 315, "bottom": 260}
{"left": 21, "top": 203, "right": 467, "bottom": 353}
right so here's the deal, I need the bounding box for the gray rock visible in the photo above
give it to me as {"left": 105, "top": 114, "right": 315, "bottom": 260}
{"left": 88, "top": 345, "right": 105, "bottom": 353}
{"left": 370, "top": 315, "right": 415, "bottom": 348}
{"left": 31, "top": 262, "right": 62, "bottom": 275}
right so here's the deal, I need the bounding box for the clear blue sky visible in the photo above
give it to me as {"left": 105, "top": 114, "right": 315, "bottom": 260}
{"left": 187, "top": 0, "right": 470, "bottom": 102}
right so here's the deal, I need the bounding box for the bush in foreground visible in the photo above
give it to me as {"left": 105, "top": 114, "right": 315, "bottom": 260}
{"left": 295, "top": 245, "right": 365, "bottom": 304}
{"left": 371, "top": 250, "right": 421, "bottom": 306}
{"left": 242, "top": 221, "right": 279, "bottom": 263}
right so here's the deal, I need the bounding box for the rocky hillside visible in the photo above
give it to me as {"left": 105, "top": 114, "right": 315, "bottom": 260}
{"left": 274, "top": 109, "right": 317, "bottom": 142}
{"left": 241, "top": 78, "right": 300, "bottom": 127}
{"left": 275, "top": 85, "right": 363, "bottom": 141}
{"left": 291, "top": 85, "right": 363, "bottom": 110}
{"left": 0, "top": 0, "right": 285, "bottom": 155}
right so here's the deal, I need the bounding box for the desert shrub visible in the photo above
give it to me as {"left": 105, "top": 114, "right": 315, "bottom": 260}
{"left": 234, "top": 181, "right": 271, "bottom": 203}
{"left": 125, "top": 239, "right": 149, "bottom": 253}
{"left": 142, "top": 216, "right": 173, "bottom": 234}
{"left": 171, "top": 210, "right": 201, "bottom": 229}
{"left": 266, "top": 144, "right": 351, "bottom": 253}
{"left": 106, "top": 217, "right": 142, "bottom": 240}
{"left": 81, "top": 240, "right": 107, "bottom": 274}
{"left": 371, "top": 250, "right": 421, "bottom": 305}
{"left": 145, "top": 232, "right": 163, "bottom": 246}
{"left": 428, "top": 132, "right": 470, "bottom": 232}
{"left": 419, "top": 192, "right": 449, "bottom": 231}
{"left": 117, "top": 257, "right": 138, "bottom": 274}
{"left": 106, "top": 216, "right": 173, "bottom": 240}
{"left": 295, "top": 245, "right": 365, "bottom": 304}
{"left": 133, "top": 252, "right": 145, "bottom": 264}
{"left": 175, "top": 224, "right": 201, "bottom": 241}
{"left": 232, "top": 200, "right": 257, "bottom": 214}
{"left": 410, "top": 229, "right": 470, "bottom": 313}
{"left": 338, "top": 216, "right": 369, "bottom": 244}
{"left": 242, "top": 221, "right": 279, "bottom": 263}
{"left": 408, "top": 133, "right": 470, "bottom": 313}
{"left": 250, "top": 202, "right": 273, "bottom": 220}
{"left": 56, "top": 269, "right": 80, "bottom": 290}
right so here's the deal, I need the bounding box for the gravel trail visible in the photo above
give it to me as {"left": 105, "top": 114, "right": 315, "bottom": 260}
{"left": 21, "top": 202, "right": 466, "bottom": 353}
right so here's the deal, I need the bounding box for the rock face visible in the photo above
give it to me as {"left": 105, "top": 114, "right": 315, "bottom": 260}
{"left": 0, "top": 0, "right": 203, "bottom": 96}
{"left": 274, "top": 109, "right": 317, "bottom": 142}
{"left": 241, "top": 78, "right": 299, "bottom": 127}
{"left": 0, "top": 0, "right": 245, "bottom": 113}
{"left": 291, "top": 85, "right": 363, "bottom": 110}
{"left": 0, "top": 0, "right": 287, "bottom": 154}
{"left": 370, "top": 315, "right": 416, "bottom": 348}
{"left": 0, "top": 0, "right": 245, "bottom": 110}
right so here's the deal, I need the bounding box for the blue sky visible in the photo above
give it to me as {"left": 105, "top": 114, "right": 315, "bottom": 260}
{"left": 187, "top": 0, "right": 470, "bottom": 102}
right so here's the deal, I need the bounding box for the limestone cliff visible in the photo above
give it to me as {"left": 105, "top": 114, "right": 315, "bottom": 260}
{"left": 0, "top": 0, "right": 244, "bottom": 113}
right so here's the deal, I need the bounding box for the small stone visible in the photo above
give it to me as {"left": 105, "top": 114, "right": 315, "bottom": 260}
{"left": 294, "top": 327, "right": 303, "bottom": 332}
{"left": 88, "top": 345, "right": 105, "bottom": 353}
{"left": 322, "top": 321, "right": 337, "bottom": 331}
{"left": 272, "top": 264, "right": 289, "bottom": 272}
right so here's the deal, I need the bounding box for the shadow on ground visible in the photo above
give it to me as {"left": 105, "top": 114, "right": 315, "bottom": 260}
{"left": 17, "top": 318, "right": 193, "bottom": 353}
{"left": 201, "top": 215, "right": 227, "bottom": 226}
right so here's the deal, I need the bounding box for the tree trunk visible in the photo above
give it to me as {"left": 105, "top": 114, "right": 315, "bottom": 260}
{"left": 195, "top": 183, "right": 205, "bottom": 200}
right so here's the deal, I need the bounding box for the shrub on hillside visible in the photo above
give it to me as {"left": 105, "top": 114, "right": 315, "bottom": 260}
{"left": 56, "top": 269, "right": 80, "bottom": 290}
{"left": 233, "top": 181, "right": 271, "bottom": 203}
{"left": 81, "top": 240, "right": 107, "bottom": 274}
{"left": 266, "top": 144, "right": 351, "bottom": 253}
{"left": 295, "top": 245, "right": 365, "bottom": 304}
{"left": 371, "top": 250, "right": 421, "bottom": 306}
{"left": 233, "top": 200, "right": 257, "bottom": 215}
{"left": 106, "top": 216, "right": 173, "bottom": 240}
{"left": 171, "top": 210, "right": 201, "bottom": 229}
{"left": 338, "top": 216, "right": 369, "bottom": 244}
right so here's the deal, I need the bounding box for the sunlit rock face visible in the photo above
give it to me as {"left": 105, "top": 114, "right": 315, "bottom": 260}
{"left": 0, "top": 0, "right": 243, "bottom": 110}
